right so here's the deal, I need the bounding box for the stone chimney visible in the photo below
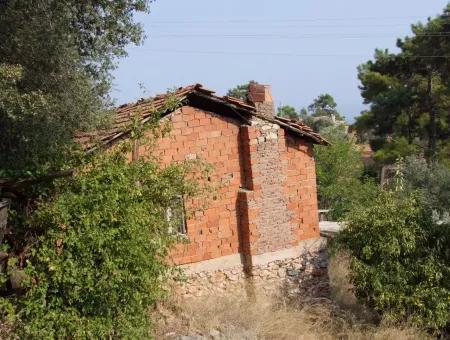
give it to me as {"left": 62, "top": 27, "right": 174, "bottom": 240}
{"left": 247, "top": 82, "right": 275, "bottom": 118}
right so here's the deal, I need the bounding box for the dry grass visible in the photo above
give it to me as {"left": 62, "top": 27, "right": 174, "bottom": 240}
{"left": 154, "top": 253, "right": 429, "bottom": 339}
{"left": 327, "top": 251, "right": 376, "bottom": 322}
{"left": 155, "top": 292, "right": 428, "bottom": 340}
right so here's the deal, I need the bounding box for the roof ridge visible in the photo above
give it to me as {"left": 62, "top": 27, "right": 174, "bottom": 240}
{"left": 75, "top": 84, "right": 328, "bottom": 151}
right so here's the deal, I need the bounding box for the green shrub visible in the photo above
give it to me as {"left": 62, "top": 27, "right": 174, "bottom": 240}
{"left": 314, "top": 125, "right": 379, "bottom": 219}
{"left": 400, "top": 156, "right": 450, "bottom": 217}
{"left": 318, "top": 178, "right": 379, "bottom": 220}
{"left": 333, "top": 191, "right": 450, "bottom": 332}
{"left": 7, "top": 142, "right": 204, "bottom": 338}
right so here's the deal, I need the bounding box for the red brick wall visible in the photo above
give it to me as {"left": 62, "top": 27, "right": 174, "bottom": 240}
{"left": 283, "top": 134, "right": 320, "bottom": 242}
{"left": 139, "top": 105, "right": 320, "bottom": 265}
{"left": 144, "top": 106, "right": 243, "bottom": 265}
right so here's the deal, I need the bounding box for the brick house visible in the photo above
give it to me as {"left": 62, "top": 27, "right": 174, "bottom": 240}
{"left": 75, "top": 82, "right": 328, "bottom": 283}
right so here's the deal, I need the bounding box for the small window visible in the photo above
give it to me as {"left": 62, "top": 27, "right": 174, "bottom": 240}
{"left": 166, "top": 196, "right": 187, "bottom": 235}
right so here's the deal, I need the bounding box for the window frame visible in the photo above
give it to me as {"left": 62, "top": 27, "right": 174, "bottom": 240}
{"left": 166, "top": 195, "right": 187, "bottom": 236}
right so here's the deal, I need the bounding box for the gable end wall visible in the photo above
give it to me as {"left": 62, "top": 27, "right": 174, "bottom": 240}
{"left": 139, "top": 105, "right": 319, "bottom": 266}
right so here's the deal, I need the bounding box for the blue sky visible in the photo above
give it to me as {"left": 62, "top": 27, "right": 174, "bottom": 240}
{"left": 112, "top": 0, "right": 448, "bottom": 122}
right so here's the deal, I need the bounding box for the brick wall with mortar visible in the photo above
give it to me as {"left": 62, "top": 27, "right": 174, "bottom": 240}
{"left": 138, "top": 96, "right": 320, "bottom": 266}
{"left": 284, "top": 134, "right": 320, "bottom": 241}
{"left": 143, "top": 106, "right": 244, "bottom": 265}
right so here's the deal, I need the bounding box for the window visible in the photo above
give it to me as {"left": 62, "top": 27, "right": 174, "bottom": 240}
{"left": 166, "top": 196, "right": 187, "bottom": 235}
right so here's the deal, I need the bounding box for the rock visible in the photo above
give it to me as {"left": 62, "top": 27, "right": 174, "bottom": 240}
{"left": 209, "top": 328, "right": 221, "bottom": 339}
{"left": 10, "top": 269, "right": 27, "bottom": 290}
{"left": 260, "top": 269, "right": 270, "bottom": 277}
{"left": 312, "top": 268, "right": 327, "bottom": 277}
{"left": 286, "top": 268, "right": 299, "bottom": 277}
{"left": 175, "top": 248, "right": 331, "bottom": 299}
{"left": 318, "top": 258, "right": 328, "bottom": 268}
{"left": 176, "top": 335, "right": 206, "bottom": 340}
{"left": 266, "top": 132, "right": 278, "bottom": 140}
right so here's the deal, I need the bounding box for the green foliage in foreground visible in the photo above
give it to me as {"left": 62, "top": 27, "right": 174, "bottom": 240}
{"left": 2, "top": 142, "right": 204, "bottom": 338}
{"left": 314, "top": 126, "right": 379, "bottom": 219}
{"left": 333, "top": 191, "right": 450, "bottom": 332}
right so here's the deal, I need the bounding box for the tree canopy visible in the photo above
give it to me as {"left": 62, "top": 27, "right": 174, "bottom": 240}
{"left": 226, "top": 81, "right": 253, "bottom": 101}
{"left": 314, "top": 126, "right": 378, "bottom": 218}
{"left": 277, "top": 94, "right": 345, "bottom": 134}
{"left": 277, "top": 105, "right": 299, "bottom": 119}
{"left": 0, "top": 0, "right": 152, "bottom": 176}
{"left": 356, "top": 4, "right": 450, "bottom": 161}
{"left": 308, "top": 93, "right": 343, "bottom": 119}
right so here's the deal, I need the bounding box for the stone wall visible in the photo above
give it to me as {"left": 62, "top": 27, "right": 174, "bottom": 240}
{"left": 243, "top": 119, "right": 297, "bottom": 255}
{"left": 175, "top": 238, "right": 329, "bottom": 299}
{"left": 237, "top": 118, "right": 319, "bottom": 258}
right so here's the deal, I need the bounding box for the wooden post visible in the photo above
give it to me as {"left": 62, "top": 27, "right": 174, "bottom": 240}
{"left": 132, "top": 139, "right": 140, "bottom": 162}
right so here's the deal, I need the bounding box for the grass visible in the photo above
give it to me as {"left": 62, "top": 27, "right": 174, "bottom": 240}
{"left": 154, "top": 252, "right": 430, "bottom": 339}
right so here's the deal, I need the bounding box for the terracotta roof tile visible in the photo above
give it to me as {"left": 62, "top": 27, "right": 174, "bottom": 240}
{"left": 75, "top": 84, "right": 328, "bottom": 151}
{"left": 274, "top": 116, "right": 328, "bottom": 145}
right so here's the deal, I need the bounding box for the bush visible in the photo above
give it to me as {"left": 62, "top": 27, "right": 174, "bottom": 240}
{"left": 318, "top": 178, "right": 379, "bottom": 220}
{"left": 333, "top": 190, "right": 450, "bottom": 332}
{"left": 5, "top": 141, "right": 204, "bottom": 338}
{"left": 400, "top": 156, "right": 450, "bottom": 217}
{"left": 314, "top": 125, "right": 379, "bottom": 219}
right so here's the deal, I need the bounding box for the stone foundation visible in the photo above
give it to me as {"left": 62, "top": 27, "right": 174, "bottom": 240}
{"left": 175, "top": 238, "right": 329, "bottom": 299}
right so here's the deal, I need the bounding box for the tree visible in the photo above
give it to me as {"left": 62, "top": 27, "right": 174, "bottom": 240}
{"left": 0, "top": 0, "right": 152, "bottom": 176}
{"left": 226, "top": 81, "right": 254, "bottom": 101}
{"left": 308, "top": 93, "right": 343, "bottom": 119}
{"left": 277, "top": 105, "right": 299, "bottom": 119}
{"left": 373, "top": 136, "right": 419, "bottom": 165}
{"left": 356, "top": 5, "right": 450, "bottom": 161}
{"left": 314, "top": 126, "right": 378, "bottom": 219}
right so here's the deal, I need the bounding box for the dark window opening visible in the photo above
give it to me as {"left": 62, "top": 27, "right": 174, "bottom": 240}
{"left": 166, "top": 196, "right": 187, "bottom": 235}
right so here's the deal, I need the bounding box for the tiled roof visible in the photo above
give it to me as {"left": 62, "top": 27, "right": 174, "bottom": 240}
{"left": 74, "top": 84, "right": 328, "bottom": 151}
{"left": 266, "top": 116, "right": 328, "bottom": 146}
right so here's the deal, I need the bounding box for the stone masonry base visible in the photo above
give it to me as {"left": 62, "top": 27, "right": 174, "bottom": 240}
{"left": 175, "top": 238, "right": 329, "bottom": 299}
